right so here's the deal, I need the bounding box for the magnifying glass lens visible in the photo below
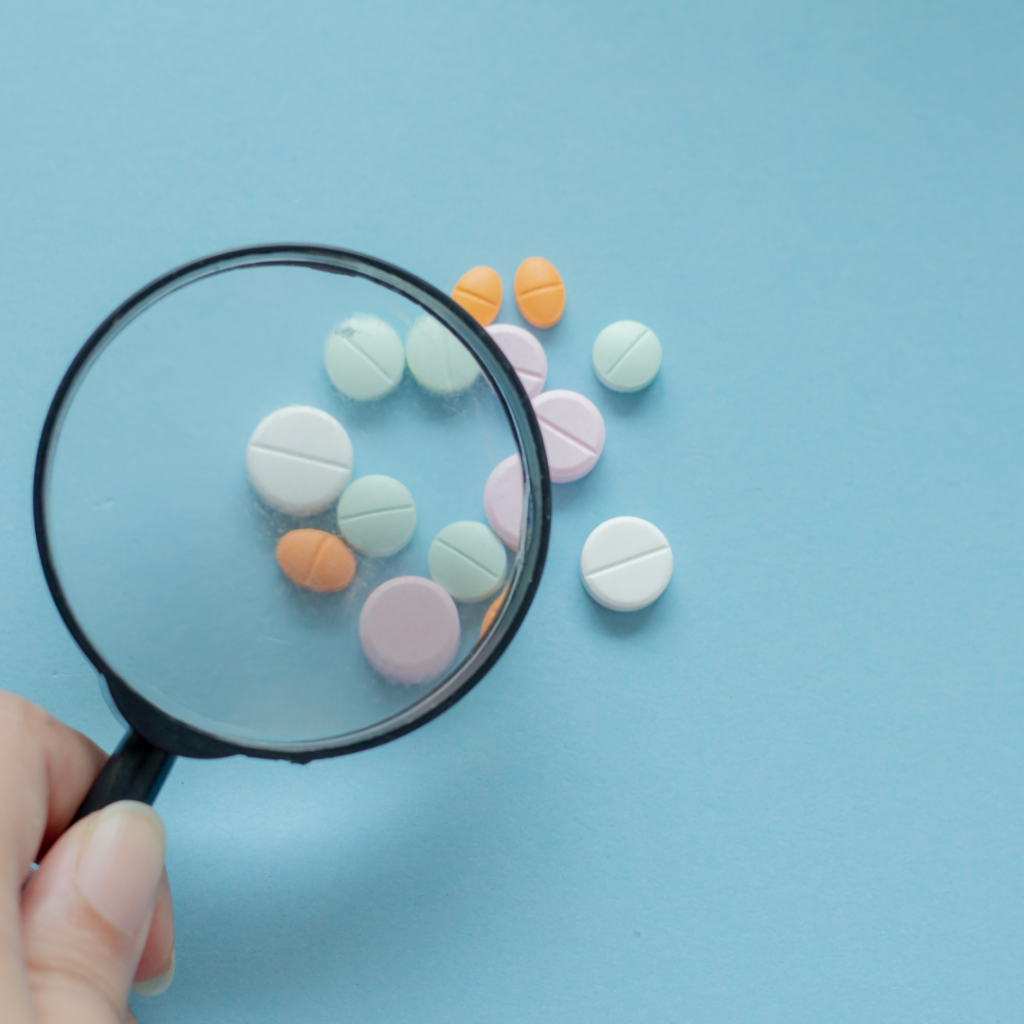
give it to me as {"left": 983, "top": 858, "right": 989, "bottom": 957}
{"left": 42, "top": 256, "right": 543, "bottom": 757}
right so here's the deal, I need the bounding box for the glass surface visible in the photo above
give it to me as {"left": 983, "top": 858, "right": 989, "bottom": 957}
{"left": 42, "top": 253, "right": 542, "bottom": 752}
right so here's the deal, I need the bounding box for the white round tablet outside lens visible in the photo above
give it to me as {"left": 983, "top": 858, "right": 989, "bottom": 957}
{"left": 580, "top": 516, "right": 672, "bottom": 611}
{"left": 324, "top": 314, "right": 405, "bottom": 401}
{"left": 406, "top": 314, "right": 481, "bottom": 395}
{"left": 247, "top": 406, "right": 353, "bottom": 516}
{"left": 336, "top": 475, "right": 416, "bottom": 556}
{"left": 428, "top": 521, "right": 507, "bottom": 602}
{"left": 592, "top": 321, "right": 662, "bottom": 393}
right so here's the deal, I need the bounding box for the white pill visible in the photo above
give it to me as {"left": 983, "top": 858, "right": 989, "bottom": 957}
{"left": 485, "top": 324, "right": 547, "bottom": 399}
{"left": 406, "top": 314, "right": 481, "bottom": 395}
{"left": 324, "top": 314, "right": 405, "bottom": 401}
{"left": 336, "top": 475, "right": 416, "bottom": 556}
{"left": 592, "top": 320, "right": 662, "bottom": 393}
{"left": 580, "top": 517, "right": 672, "bottom": 612}
{"left": 246, "top": 406, "right": 353, "bottom": 516}
{"left": 428, "top": 521, "right": 507, "bottom": 602}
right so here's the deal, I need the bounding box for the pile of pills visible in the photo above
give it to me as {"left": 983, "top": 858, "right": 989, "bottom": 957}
{"left": 459, "top": 259, "right": 672, "bottom": 614}
{"left": 246, "top": 297, "right": 512, "bottom": 688}
{"left": 247, "top": 256, "right": 672, "bottom": 690}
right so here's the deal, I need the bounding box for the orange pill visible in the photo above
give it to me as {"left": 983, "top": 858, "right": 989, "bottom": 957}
{"left": 276, "top": 529, "right": 356, "bottom": 593}
{"left": 478, "top": 585, "right": 510, "bottom": 641}
{"left": 513, "top": 257, "right": 565, "bottom": 329}
{"left": 452, "top": 266, "right": 503, "bottom": 326}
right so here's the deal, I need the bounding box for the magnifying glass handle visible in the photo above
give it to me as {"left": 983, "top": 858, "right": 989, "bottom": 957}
{"left": 72, "top": 730, "right": 176, "bottom": 824}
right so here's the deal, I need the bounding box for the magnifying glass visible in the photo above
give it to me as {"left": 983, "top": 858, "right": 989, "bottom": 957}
{"left": 33, "top": 245, "right": 551, "bottom": 821}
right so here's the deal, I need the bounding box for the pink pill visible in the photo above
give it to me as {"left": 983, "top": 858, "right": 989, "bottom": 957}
{"left": 532, "top": 389, "right": 606, "bottom": 483}
{"left": 486, "top": 324, "right": 547, "bottom": 399}
{"left": 359, "top": 576, "right": 461, "bottom": 685}
{"left": 484, "top": 454, "right": 524, "bottom": 550}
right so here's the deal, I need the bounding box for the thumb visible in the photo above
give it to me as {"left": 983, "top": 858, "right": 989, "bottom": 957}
{"left": 20, "top": 801, "right": 166, "bottom": 1024}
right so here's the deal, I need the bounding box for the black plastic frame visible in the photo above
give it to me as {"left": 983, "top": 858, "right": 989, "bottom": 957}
{"left": 34, "top": 244, "right": 551, "bottom": 764}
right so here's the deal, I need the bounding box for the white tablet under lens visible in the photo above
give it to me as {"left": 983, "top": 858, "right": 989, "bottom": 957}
{"left": 246, "top": 406, "right": 353, "bottom": 516}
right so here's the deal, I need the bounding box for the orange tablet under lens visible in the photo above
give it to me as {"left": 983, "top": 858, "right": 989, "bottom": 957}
{"left": 513, "top": 257, "right": 565, "bottom": 328}
{"left": 452, "top": 266, "right": 503, "bottom": 326}
{"left": 276, "top": 529, "right": 356, "bottom": 593}
{"left": 478, "top": 585, "right": 510, "bottom": 641}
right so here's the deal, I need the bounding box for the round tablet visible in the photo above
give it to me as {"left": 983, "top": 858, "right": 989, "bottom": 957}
{"left": 483, "top": 454, "right": 524, "bottom": 550}
{"left": 428, "top": 521, "right": 507, "bottom": 602}
{"left": 246, "top": 406, "right": 353, "bottom": 515}
{"left": 359, "top": 576, "right": 461, "bottom": 685}
{"left": 486, "top": 324, "right": 547, "bottom": 399}
{"left": 593, "top": 320, "right": 662, "bottom": 393}
{"left": 405, "top": 314, "right": 481, "bottom": 395}
{"left": 580, "top": 517, "right": 673, "bottom": 612}
{"left": 336, "top": 475, "right": 416, "bottom": 556}
{"left": 514, "top": 257, "right": 565, "bottom": 329}
{"left": 276, "top": 529, "right": 356, "bottom": 593}
{"left": 452, "top": 266, "right": 502, "bottom": 326}
{"left": 324, "top": 314, "right": 405, "bottom": 401}
{"left": 531, "top": 390, "right": 605, "bottom": 483}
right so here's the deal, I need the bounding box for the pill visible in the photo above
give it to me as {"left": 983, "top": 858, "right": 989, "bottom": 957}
{"left": 478, "top": 584, "right": 509, "bottom": 641}
{"left": 428, "top": 521, "right": 507, "bottom": 602}
{"left": 531, "top": 390, "right": 605, "bottom": 483}
{"left": 593, "top": 320, "right": 662, "bottom": 393}
{"left": 336, "top": 475, "right": 416, "bottom": 556}
{"left": 359, "top": 576, "right": 461, "bottom": 685}
{"left": 247, "top": 406, "right": 354, "bottom": 515}
{"left": 483, "top": 454, "right": 524, "bottom": 550}
{"left": 486, "top": 324, "right": 547, "bottom": 399}
{"left": 580, "top": 517, "right": 673, "bottom": 612}
{"left": 276, "top": 529, "right": 356, "bottom": 593}
{"left": 513, "top": 257, "right": 565, "bottom": 328}
{"left": 324, "top": 314, "right": 405, "bottom": 401}
{"left": 406, "top": 314, "right": 481, "bottom": 395}
{"left": 452, "top": 266, "right": 503, "bottom": 326}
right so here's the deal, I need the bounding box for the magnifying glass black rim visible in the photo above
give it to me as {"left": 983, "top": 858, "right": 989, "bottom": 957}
{"left": 33, "top": 243, "right": 552, "bottom": 763}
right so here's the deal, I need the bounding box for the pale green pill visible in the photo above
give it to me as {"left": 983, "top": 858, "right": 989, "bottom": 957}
{"left": 406, "top": 314, "right": 481, "bottom": 395}
{"left": 336, "top": 475, "right": 416, "bottom": 556}
{"left": 325, "top": 314, "right": 405, "bottom": 401}
{"left": 592, "top": 320, "right": 662, "bottom": 393}
{"left": 428, "top": 521, "right": 507, "bottom": 602}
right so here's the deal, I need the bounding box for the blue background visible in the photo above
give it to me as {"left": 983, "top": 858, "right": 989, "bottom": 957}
{"left": 2, "top": 2, "right": 1023, "bottom": 1020}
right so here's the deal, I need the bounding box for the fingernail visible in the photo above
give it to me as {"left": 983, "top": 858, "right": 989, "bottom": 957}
{"left": 76, "top": 801, "right": 166, "bottom": 936}
{"left": 133, "top": 948, "right": 175, "bottom": 996}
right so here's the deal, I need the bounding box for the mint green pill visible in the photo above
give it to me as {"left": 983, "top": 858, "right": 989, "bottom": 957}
{"left": 428, "top": 521, "right": 507, "bottom": 602}
{"left": 325, "top": 314, "right": 405, "bottom": 401}
{"left": 406, "top": 314, "right": 481, "bottom": 395}
{"left": 592, "top": 320, "right": 662, "bottom": 393}
{"left": 336, "top": 475, "right": 416, "bottom": 556}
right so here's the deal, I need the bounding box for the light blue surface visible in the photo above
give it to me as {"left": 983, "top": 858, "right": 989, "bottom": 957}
{"left": 2, "top": 2, "right": 1023, "bottom": 1021}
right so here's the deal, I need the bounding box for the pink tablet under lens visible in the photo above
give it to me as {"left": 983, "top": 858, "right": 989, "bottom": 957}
{"left": 486, "top": 324, "right": 548, "bottom": 399}
{"left": 359, "top": 576, "right": 461, "bottom": 685}
{"left": 531, "top": 390, "right": 606, "bottom": 483}
{"left": 484, "top": 454, "right": 524, "bottom": 550}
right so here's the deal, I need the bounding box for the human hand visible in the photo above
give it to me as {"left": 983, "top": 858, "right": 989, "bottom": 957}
{"left": 0, "top": 692, "right": 175, "bottom": 1023}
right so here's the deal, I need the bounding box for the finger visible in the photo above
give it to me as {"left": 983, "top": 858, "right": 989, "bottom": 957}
{"left": 0, "top": 691, "right": 106, "bottom": 888}
{"left": 21, "top": 801, "right": 166, "bottom": 1024}
{"left": 0, "top": 692, "right": 107, "bottom": 1022}
{"left": 132, "top": 868, "right": 175, "bottom": 995}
